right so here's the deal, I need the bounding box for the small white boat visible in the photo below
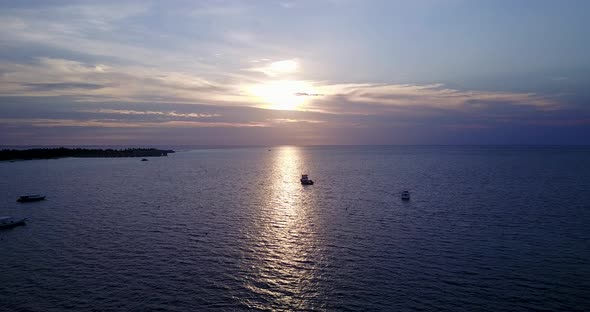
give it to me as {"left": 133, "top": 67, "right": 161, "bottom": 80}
{"left": 300, "top": 174, "right": 314, "bottom": 185}
{"left": 0, "top": 216, "right": 27, "bottom": 229}
{"left": 401, "top": 191, "right": 410, "bottom": 201}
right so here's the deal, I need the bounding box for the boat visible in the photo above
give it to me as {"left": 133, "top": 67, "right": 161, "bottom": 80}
{"left": 300, "top": 174, "right": 314, "bottom": 185}
{"left": 401, "top": 191, "right": 410, "bottom": 201}
{"left": 17, "top": 194, "right": 46, "bottom": 203}
{"left": 141, "top": 158, "right": 148, "bottom": 161}
{"left": 0, "top": 217, "right": 27, "bottom": 229}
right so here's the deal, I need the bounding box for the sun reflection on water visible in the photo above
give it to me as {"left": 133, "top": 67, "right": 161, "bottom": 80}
{"left": 241, "top": 146, "right": 323, "bottom": 310}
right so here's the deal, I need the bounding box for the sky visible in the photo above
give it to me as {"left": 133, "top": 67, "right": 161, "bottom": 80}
{"left": 1, "top": 0, "right": 589, "bottom": 145}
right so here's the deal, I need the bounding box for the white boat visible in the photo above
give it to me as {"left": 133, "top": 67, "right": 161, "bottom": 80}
{"left": 0, "top": 216, "right": 27, "bottom": 229}
{"left": 401, "top": 191, "right": 410, "bottom": 201}
{"left": 300, "top": 174, "right": 314, "bottom": 185}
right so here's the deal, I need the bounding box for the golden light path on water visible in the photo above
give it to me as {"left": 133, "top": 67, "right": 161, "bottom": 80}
{"left": 241, "top": 147, "right": 323, "bottom": 310}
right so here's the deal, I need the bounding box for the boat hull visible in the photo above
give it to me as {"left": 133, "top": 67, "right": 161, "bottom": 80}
{"left": 401, "top": 191, "right": 410, "bottom": 201}
{"left": 17, "top": 196, "right": 45, "bottom": 203}
{"left": 0, "top": 219, "right": 27, "bottom": 229}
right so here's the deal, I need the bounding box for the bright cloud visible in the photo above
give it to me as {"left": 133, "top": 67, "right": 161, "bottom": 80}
{"left": 80, "top": 109, "right": 221, "bottom": 119}
{"left": 310, "top": 83, "right": 559, "bottom": 113}
{"left": 246, "top": 59, "right": 299, "bottom": 77}
{"left": 0, "top": 118, "right": 265, "bottom": 129}
{"left": 0, "top": 57, "right": 558, "bottom": 115}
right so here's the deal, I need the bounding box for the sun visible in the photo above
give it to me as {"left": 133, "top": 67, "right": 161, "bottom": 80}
{"left": 250, "top": 80, "right": 316, "bottom": 110}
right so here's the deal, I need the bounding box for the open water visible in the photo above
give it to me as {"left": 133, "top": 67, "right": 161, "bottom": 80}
{"left": 1, "top": 146, "right": 589, "bottom": 311}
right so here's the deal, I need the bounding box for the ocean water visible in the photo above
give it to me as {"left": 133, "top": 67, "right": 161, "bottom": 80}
{"left": 1, "top": 146, "right": 589, "bottom": 311}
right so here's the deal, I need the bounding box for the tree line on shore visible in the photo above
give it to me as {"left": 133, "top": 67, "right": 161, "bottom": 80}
{"left": 0, "top": 147, "right": 174, "bottom": 161}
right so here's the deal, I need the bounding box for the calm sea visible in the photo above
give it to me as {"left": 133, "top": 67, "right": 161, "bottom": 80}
{"left": 1, "top": 146, "right": 589, "bottom": 311}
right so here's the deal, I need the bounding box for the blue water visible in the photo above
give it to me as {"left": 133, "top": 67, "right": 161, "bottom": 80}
{"left": 1, "top": 146, "right": 589, "bottom": 311}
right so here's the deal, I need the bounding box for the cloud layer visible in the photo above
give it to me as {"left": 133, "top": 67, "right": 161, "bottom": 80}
{"left": 1, "top": 1, "right": 589, "bottom": 145}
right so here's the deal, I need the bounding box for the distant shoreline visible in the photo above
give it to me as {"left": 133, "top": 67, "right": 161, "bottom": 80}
{"left": 0, "top": 147, "right": 175, "bottom": 161}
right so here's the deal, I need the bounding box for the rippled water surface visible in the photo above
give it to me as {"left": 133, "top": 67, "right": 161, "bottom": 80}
{"left": 1, "top": 146, "right": 589, "bottom": 311}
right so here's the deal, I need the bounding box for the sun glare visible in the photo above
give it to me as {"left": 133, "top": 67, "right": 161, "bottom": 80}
{"left": 267, "top": 60, "right": 298, "bottom": 75}
{"left": 250, "top": 80, "right": 316, "bottom": 110}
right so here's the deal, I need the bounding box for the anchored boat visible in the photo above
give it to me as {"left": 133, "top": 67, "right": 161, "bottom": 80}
{"left": 300, "top": 174, "right": 314, "bottom": 185}
{"left": 0, "top": 217, "right": 27, "bottom": 229}
{"left": 401, "top": 191, "right": 410, "bottom": 201}
{"left": 17, "top": 194, "right": 46, "bottom": 203}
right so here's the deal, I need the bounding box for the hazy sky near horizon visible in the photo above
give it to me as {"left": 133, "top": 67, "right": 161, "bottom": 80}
{"left": 1, "top": 0, "right": 589, "bottom": 145}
